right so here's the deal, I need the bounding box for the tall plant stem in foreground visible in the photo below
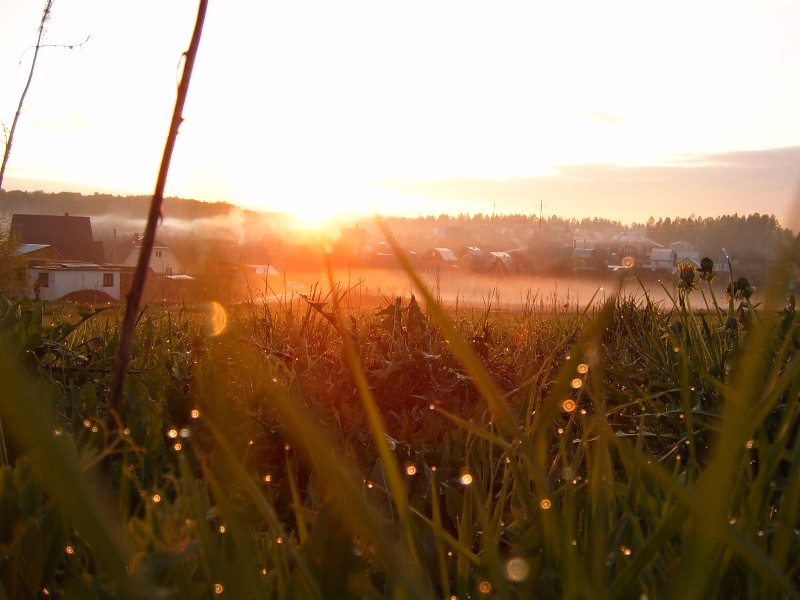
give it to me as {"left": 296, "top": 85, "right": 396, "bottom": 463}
{"left": 0, "top": 0, "right": 54, "bottom": 190}
{"left": 108, "top": 0, "right": 207, "bottom": 416}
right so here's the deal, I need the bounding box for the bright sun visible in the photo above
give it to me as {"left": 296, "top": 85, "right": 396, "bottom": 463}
{"left": 232, "top": 171, "right": 390, "bottom": 231}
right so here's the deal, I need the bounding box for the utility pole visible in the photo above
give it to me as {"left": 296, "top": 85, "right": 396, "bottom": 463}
{"left": 539, "top": 199, "right": 543, "bottom": 237}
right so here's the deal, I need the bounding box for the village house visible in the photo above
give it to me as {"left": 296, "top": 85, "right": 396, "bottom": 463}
{"left": 641, "top": 248, "right": 677, "bottom": 273}
{"left": 11, "top": 213, "right": 105, "bottom": 263}
{"left": 107, "top": 234, "right": 183, "bottom": 275}
{"left": 25, "top": 263, "right": 133, "bottom": 302}
{"left": 669, "top": 240, "right": 701, "bottom": 267}
{"left": 420, "top": 247, "right": 459, "bottom": 267}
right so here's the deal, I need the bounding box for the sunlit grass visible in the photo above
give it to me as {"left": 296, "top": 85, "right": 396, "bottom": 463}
{"left": 1, "top": 249, "right": 800, "bottom": 598}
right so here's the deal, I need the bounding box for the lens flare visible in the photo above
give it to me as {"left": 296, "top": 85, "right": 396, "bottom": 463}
{"left": 505, "top": 557, "right": 530, "bottom": 582}
{"left": 207, "top": 301, "right": 228, "bottom": 336}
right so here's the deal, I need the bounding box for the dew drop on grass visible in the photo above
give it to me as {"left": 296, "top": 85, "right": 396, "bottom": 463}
{"left": 580, "top": 408, "right": 588, "bottom": 415}
{"left": 173, "top": 443, "right": 182, "bottom": 452}
{"left": 214, "top": 583, "right": 224, "bottom": 594}
{"left": 284, "top": 443, "right": 291, "bottom": 451}
{"left": 429, "top": 403, "right": 435, "bottom": 410}
{"left": 478, "top": 581, "right": 492, "bottom": 594}
{"left": 571, "top": 378, "right": 583, "bottom": 389}
{"left": 91, "top": 426, "right": 98, "bottom": 433}
{"left": 459, "top": 473, "right": 473, "bottom": 485}
{"left": 179, "top": 428, "right": 191, "bottom": 438}
{"left": 53, "top": 428, "right": 62, "bottom": 436}
{"left": 152, "top": 494, "right": 162, "bottom": 503}
{"left": 219, "top": 524, "right": 226, "bottom": 533}
{"left": 190, "top": 409, "right": 200, "bottom": 419}
{"left": 276, "top": 537, "right": 284, "bottom": 544}
{"left": 405, "top": 464, "right": 417, "bottom": 476}
{"left": 745, "top": 440, "right": 754, "bottom": 449}
{"left": 577, "top": 363, "right": 589, "bottom": 374}
{"left": 83, "top": 419, "right": 91, "bottom": 428}
{"left": 261, "top": 568, "right": 268, "bottom": 575}
{"left": 65, "top": 546, "right": 74, "bottom": 555}
{"left": 562, "top": 399, "right": 577, "bottom": 412}
{"left": 621, "top": 546, "right": 632, "bottom": 556}
{"left": 505, "top": 557, "right": 530, "bottom": 582}
{"left": 264, "top": 474, "right": 272, "bottom": 483}
{"left": 122, "top": 428, "right": 130, "bottom": 436}
{"left": 167, "top": 428, "right": 178, "bottom": 439}
{"left": 539, "top": 498, "right": 552, "bottom": 510}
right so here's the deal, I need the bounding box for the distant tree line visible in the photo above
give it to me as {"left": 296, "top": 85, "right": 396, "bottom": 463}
{"left": 1, "top": 190, "right": 795, "bottom": 266}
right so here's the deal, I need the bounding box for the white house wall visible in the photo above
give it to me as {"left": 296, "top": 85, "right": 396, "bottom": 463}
{"left": 27, "top": 269, "right": 121, "bottom": 301}
{"left": 124, "top": 247, "right": 183, "bottom": 275}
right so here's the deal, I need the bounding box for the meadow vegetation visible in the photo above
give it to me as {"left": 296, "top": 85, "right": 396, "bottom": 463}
{"left": 1, "top": 252, "right": 800, "bottom": 599}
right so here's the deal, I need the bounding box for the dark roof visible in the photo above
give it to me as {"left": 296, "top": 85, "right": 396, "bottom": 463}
{"left": 11, "top": 213, "right": 104, "bottom": 263}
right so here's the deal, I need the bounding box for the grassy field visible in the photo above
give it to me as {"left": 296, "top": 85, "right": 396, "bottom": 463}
{"left": 1, "top": 259, "right": 799, "bottom": 599}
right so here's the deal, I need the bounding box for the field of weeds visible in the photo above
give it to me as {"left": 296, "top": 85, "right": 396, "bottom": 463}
{"left": 1, "top": 261, "right": 800, "bottom": 599}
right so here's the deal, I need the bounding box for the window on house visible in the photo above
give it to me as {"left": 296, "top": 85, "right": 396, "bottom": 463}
{"left": 37, "top": 272, "right": 49, "bottom": 288}
{"left": 165, "top": 266, "right": 173, "bottom": 275}
{"left": 155, "top": 250, "right": 163, "bottom": 258}
{"left": 103, "top": 273, "right": 114, "bottom": 287}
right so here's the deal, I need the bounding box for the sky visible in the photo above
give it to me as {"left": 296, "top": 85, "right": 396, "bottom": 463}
{"left": 1, "top": 0, "right": 799, "bottom": 229}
